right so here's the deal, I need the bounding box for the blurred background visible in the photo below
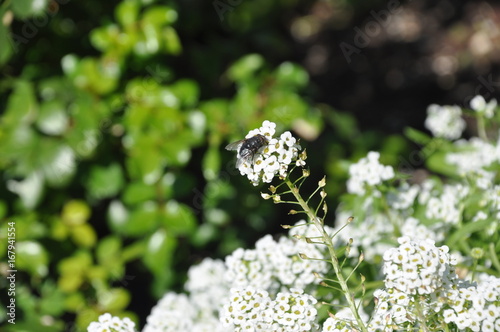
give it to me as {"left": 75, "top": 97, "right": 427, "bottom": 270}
{"left": 1, "top": 0, "right": 499, "bottom": 330}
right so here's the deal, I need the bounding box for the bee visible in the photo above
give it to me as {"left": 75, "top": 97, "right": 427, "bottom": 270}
{"left": 226, "top": 134, "right": 269, "bottom": 168}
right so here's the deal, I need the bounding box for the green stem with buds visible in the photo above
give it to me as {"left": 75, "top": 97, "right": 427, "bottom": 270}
{"left": 283, "top": 177, "right": 368, "bottom": 332}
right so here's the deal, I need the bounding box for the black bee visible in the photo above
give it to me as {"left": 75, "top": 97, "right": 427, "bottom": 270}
{"left": 226, "top": 134, "right": 269, "bottom": 168}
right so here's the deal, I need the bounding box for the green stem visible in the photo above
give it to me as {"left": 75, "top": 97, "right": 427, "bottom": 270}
{"left": 284, "top": 178, "right": 368, "bottom": 332}
{"left": 489, "top": 242, "right": 500, "bottom": 273}
{"left": 477, "top": 115, "right": 488, "bottom": 142}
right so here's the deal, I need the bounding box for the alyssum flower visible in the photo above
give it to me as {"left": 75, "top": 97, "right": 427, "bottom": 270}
{"left": 226, "top": 120, "right": 305, "bottom": 186}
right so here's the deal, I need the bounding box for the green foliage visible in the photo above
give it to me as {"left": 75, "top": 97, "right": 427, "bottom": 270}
{"left": 0, "top": 1, "right": 409, "bottom": 331}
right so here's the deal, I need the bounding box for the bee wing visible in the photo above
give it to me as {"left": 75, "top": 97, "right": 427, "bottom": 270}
{"left": 225, "top": 140, "right": 244, "bottom": 151}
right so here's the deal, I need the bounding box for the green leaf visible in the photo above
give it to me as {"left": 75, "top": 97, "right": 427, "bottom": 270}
{"left": 96, "top": 236, "right": 122, "bottom": 265}
{"left": 426, "top": 151, "right": 459, "bottom": 178}
{"left": 69, "top": 57, "right": 120, "bottom": 94}
{"left": 160, "top": 200, "right": 197, "bottom": 236}
{"left": 114, "top": 202, "right": 159, "bottom": 236}
{"left": 204, "top": 208, "right": 229, "bottom": 226}
{"left": 43, "top": 147, "right": 76, "bottom": 188}
{"left": 202, "top": 146, "right": 221, "bottom": 181}
{"left": 98, "top": 288, "right": 131, "bottom": 311}
{"left": 70, "top": 223, "right": 97, "bottom": 248}
{"left": 122, "top": 181, "right": 157, "bottom": 205}
{"left": 39, "top": 282, "right": 66, "bottom": 316}
{"left": 266, "top": 91, "right": 308, "bottom": 125}
{"left": 171, "top": 79, "right": 199, "bottom": 108}
{"left": 162, "top": 26, "right": 182, "bottom": 55}
{"left": 3, "top": 80, "right": 38, "bottom": 129}
{"left": 446, "top": 218, "right": 494, "bottom": 247}
{"left": 90, "top": 24, "right": 121, "bottom": 52}
{"left": 61, "top": 54, "right": 78, "bottom": 77}
{"left": 129, "top": 150, "right": 163, "bottom": 182}
{"left": 142, "top": 6, "right": 178, "bottom": 27}
{"left": 58, "top": 250, "right": 92, "bottom": 276}
{"left": 36, "top": 100, "right": 69, "bottom": 135}
{"left": 404, "top": 127, "right": 432, "bottom": 145}
{"left": 115, "top": 0, "right": 141, "bottom": 27}
{"left": 200, "top": 99, "right": 229, "bottom": 128}
{"left": 64, "top": 292, "right": 86, "bottom": 312}
{"left": 11, "top": 0, "right": 48, "bottom": 19}
{"left": 0, "top": 12, "right": 14, "bottom": 65}
{"left": 0, "top": 200, "right": 7, "bottom": 218}
{"left": 16, "top": 241, "right": 48, "bottom": 277}
{"left": 187, "top": 110, "right": 207, "bottom": 143}
{"left": 162, "top": 141, "right": 191, "bottom": 167}
{"left": 227, "top": 54, "right": 264, "bottom": 82}
{"left": 143, "top": 229, "right": 176, "bottom": 278}
{"left": 87, "top": 163, "right": 125, "bottom": 200}
{"left": 6, "top": 171, "right": 44, "bottom": 209}
{"left": 274, "top": 62, "right": 309, "bottom": 88}
{"left": 122, "top": 239, "right": 146, "bottom": 262}
{"left": 61, "top": 200, "right": 91, "bottom": 226}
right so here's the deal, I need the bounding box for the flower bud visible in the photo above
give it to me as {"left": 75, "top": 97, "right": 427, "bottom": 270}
{"left": 318, "top": 176, "right": 326, "bottom": 187}
{"left": 300, "top": 149, "right": 307, "bottom": 160}
{"left": 261, "top": 193, "right": 272, "bottom": 200}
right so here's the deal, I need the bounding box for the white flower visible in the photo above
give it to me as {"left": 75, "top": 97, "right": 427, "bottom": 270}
{"left": 424, "top": 104, "right": 466, "bottom": 140}
{"left": 224, "top": 227, "right": 328, "bottom": 294}
{"left": 470, "top": 95, "right": 497, "bottom": 118}
{"left": 143, "top": 293, "right": 196, "bottom": 332}
{"left": 446, "top": 137, "right": 498, "bottom": 175}
{"left": 425, "top": 184, "right": 467, "bottom": 225}
{"left": 373, "top": 236, "right": 500, "bottom": 331}
{"left": 386, "top": 183, "right": 419, "bottom": 210}
{"left": 232, "top": 121, "right": 304, "bottom": 186}
{"left": 220, "top": 287, "right": 273, "bottom": 330}
{"left": 383, "top": 237, "right": 455, "bottom": 295}
{"left": 346, "top": 151, "right": 394, "bottom": 195}
{"left": 220, "top": 287, "right": 318, "bottom": 331}
{"left": 185, "top": 258, "right": 229, "bottom": 316}
{"left": 87, "top": 313, "right": 136, "bottom": 332}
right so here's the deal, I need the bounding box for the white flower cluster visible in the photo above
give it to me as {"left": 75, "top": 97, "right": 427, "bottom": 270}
{"left": 399, "top": 217, "right": 445, "bottom": 243}
{"left": 424, "top": 104, "right": 466, "bottom": 140}
{"left": 136, "top": 224, "right": 329, "bottom": 332}
{"left": 442, "top": 274, "right": 500, "bottom": 331}
{"left": 471, "top": 95, "right": 497, "bottom": 118}
{"left": 220, "top": 287, "right": 318, "bottom": 332}
{"left": 382, "top": 236, "right": 456, "bottom": 295}
{"left": 386, "top": 182, "right": 419, "bottom": 210}
{"left": 424, "top": 183, "right": 469, "bottom": 225}
{"left": 225, "top": 227, "right": 328, "bottom": 293}
{"left": 369, "top": 237, "right": 500, "bottom": 331}
{"left": 446, "top": 136, "right": 500, "bottom": 179}
{"left": 346, "top": 151, "right": 395, "bottom": 195}
{"left": 185, "top": 258, "right": 229, "bottom": 317}
{"left": 236, "top": 120, "right": 304, "bottom": 186}
{"left": 87, "top": 313, "right": 136, "bottom": 332}
{"left": 142, "top": 259, "right": 232, "bottom": 332}
{"left": 142, "top": 293, "right": 196, "bottom": 332}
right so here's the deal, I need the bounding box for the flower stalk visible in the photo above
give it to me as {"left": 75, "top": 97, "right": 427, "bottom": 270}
{"left": 283, "top": 177, "right": 368, "bottom": 332}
